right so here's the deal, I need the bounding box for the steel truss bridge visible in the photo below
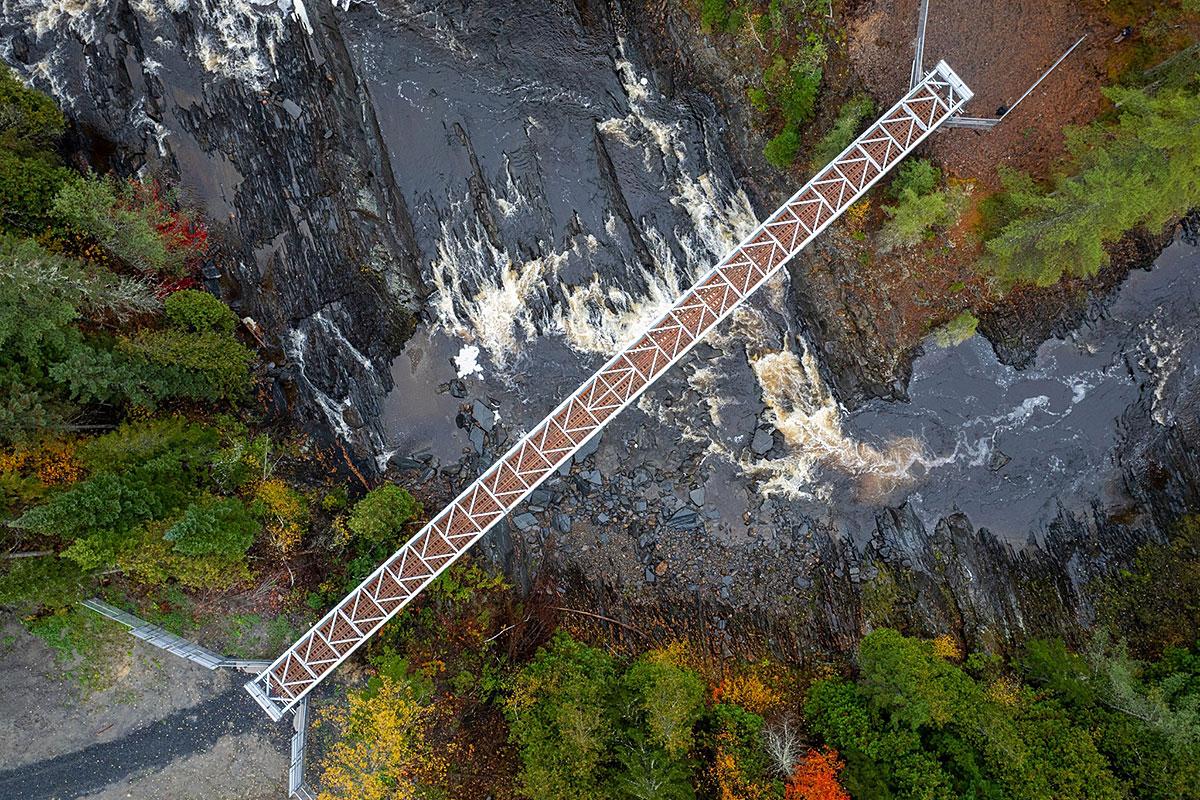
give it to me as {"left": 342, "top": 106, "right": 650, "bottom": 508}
{"left": 246, "top": 61, "right": 974, "bottom": 720}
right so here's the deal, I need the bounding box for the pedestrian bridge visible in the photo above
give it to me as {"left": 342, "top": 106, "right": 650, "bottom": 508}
{"left": 246, "top": 61, "right": 974, "bottom": 721}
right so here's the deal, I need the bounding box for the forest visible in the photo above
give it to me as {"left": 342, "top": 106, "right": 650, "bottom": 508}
{"left": 306, "top": 577, "right": 1200, "bottom": 800}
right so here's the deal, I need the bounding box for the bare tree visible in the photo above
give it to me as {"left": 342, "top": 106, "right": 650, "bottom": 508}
{"left": 764, "top": 717, "right": 805, "bottom": 778}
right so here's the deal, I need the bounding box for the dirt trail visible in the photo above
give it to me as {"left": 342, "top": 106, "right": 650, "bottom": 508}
{"left": 849, "top": 0, "right": 1116, "bottom": 186}
{"left": 78, "top": 734, "right": 284, "bottom": 800}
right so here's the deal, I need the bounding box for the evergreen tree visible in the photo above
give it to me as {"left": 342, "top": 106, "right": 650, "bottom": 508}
{"left": 164, "top": 495, "right": 259, "bottom": 558}
{"left": 985, "top": 69, "right": 1200, "bottom": 286}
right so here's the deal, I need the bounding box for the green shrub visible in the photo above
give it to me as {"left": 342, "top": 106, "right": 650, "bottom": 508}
{"left": 2, "top": 420, "right": 266, "bottom": 594}
{"left": 0, "top": 66, "right": 65, "bottom": 154}
{"left": 1, "top": 234, "right": 245, "bottom": 426}
{"left": 211, "top": 432, "right": 271, "bottom": 492}
{"left": 52, "top": 174, "right": 183, "bottom": 275}
{"left": 506, "top": 631, "right": 620, "bottom": 799}
{"left": 321, "top": 486, "right": 349, "bottom": 512}
{"left": 764, "top": 125, "right": 801, "bottom": 169}
{"left": 761, "top": 52, "right": 824, "bottom": 131}
{"left": 12, "top": 421, "right": 218, "bottom": 576}
{"left": 77, "top": 417, "right": 219, "bottom": 473}
{"left": 878, "top": 185, "right": 969, "bottom": 252}
{"left": 51, "top": 173, "right": 119, "bottom": 243}
{"left": 58, "top": 327, "right": 253, "bottom": 410}
{"left": 747, "top": 86, "right": 769, "bottom": 114}
{"left": 0, "top": 69, "right": 70, "bottom": 235}
{"left": 700, "top": 0, "right": 732, "bottom": 32}
{"left": 1095, "top": 514, "right": 1200, "bottom": 656}
{"left": 0, "top": 469, "right": 48, "bottom": 516}
{"left": 624, "top": 653, "right": 705, "bottom": 757}
{"left": 15, "top": 451, "right": 195, "bottom": 540}
{"left": 347, "top": 484, "right": 422, "bottom": 544}
{"left": 119, "top": 328, "right": 254, "bottom": 404}
{"left": 119, "top": 519, "right": 252, "bottom": 590}
{"left": 0, "top": 555, "right": 84, "bottom": 609}
{"left": 0, "top": 384, "right": 56, "bottom": 446}
{"left": 429, "top": 561, "right": 507, "bottom": 603}
{"left": 164, "top": 288, "right": 238, "bottom": 334}
{"left": 0, "top": 237, "right": 163, "bottom": 439}
{"left": 890, "top": 157, "right": 942, "bottom": 198}
{"left": 0, "top": 236, "right": 87, "bottom": 441}
{"left": 1, "top": 235, "right": 157, "bottom": 320}
{"left": 985, "top": 78, "right": 1200, "bottom": 286}
{"left": 25, "top": 605, "right": 128, "bottom": 692}
{"left": 811, "top": 93, "right": 876, "bottom": 167}
{"left": 933, "top": 311, "right": 978, "bottom": 347}
{"left": 0, "top": 150, "right": 71, "bottom": 234}
{"left": 807, "top": 629, "right": 1127, "bottom": 800}
{"left": 252, "top": 478, "right": 310, "bottom": 552}
{"left": 709, "top": 702, "right": 773, "bottom": 788}
{"left": 778, "top": 64, "right": 822, "bottom": 127}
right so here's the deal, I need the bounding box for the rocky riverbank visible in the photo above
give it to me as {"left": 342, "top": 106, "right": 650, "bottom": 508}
{"left": 417, "top": 232, "right": 1200, "bottom": 662}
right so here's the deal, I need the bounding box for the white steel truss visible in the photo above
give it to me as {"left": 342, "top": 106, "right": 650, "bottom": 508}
{"left": 246, "top": 62, "right": 973, "bottom": 720}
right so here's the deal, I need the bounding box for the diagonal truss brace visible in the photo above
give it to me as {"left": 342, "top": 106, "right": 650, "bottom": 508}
{"left": 246, "top": 61, "right": 973, "bottom": 720}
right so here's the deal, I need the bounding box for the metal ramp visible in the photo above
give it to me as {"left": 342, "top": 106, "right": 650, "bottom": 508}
{"left": 912, "top": 0, "right": 1085, "bottom": 130}
{"left": 82, "top": 599, "right": 269, "bottom": 672}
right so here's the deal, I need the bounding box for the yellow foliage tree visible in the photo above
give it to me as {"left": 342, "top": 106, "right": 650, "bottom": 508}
{"left": 844, "top": 198, "right": 871, "bottom": 231}
{"left": 253, "top": 478, "right": 308, "bottom": 552}
{"left": 930, "top": 634, "right": 962, "bottom": 661}
{"left": 711, "top": 731, "right": 778, "bottom": 800}
{"left": 0, "top": 438, "right": 83, "bottom": 484}
{"left": 316, "top": 675, "right": 447, "bottom": 800}
{"left": 986, "top": 675, "right": 1023, "bottom": 708}
{"left": 713, "top": 673, "right": 782, "bottom": 715}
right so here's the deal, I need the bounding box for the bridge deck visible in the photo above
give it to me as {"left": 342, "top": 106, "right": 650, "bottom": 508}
{"left": 246, "top": 62, "right": 972, "bottom": 720}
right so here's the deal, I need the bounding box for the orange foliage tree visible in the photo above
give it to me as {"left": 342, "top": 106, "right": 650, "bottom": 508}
{"left": 785, "top": 748, "right": 850, "bottom": 800}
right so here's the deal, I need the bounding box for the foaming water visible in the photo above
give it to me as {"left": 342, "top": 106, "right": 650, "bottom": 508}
{"left": 418, "top": 31, "right": 756, "bottom": 370}
{"left": 286, "top": 326, "right": 355, "bottom": 442}
{"left": 313, "top": 1, "right": 764, "bottom": 461}
{"left": 552, "top": 227, "right": 690, "bottom": 355}
{"left": 727, "top": 304, "right": 928, "bottom": 503}
{"left": 630, "top": 295, "right": 930, "bottom": 504}
{"left": 427, "top": 213, "right": 565, "bottom": 369}
{"left": 10, "top": 0, "right": 300, "bottom": 92}
{"left": 748, "top": 346, "right": 925, "bottom": 501}
{"left": 603, "top": 38, "right": 757, "bottom": 264}
{"left": 625, "top": 236, "right": 1200, "bottom": 527}
{"left": 846, "top": 239, "right": 1200, "bottom": 537}
{"left": 1141, "top": 315, "right": 1187, "bottom": 426}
